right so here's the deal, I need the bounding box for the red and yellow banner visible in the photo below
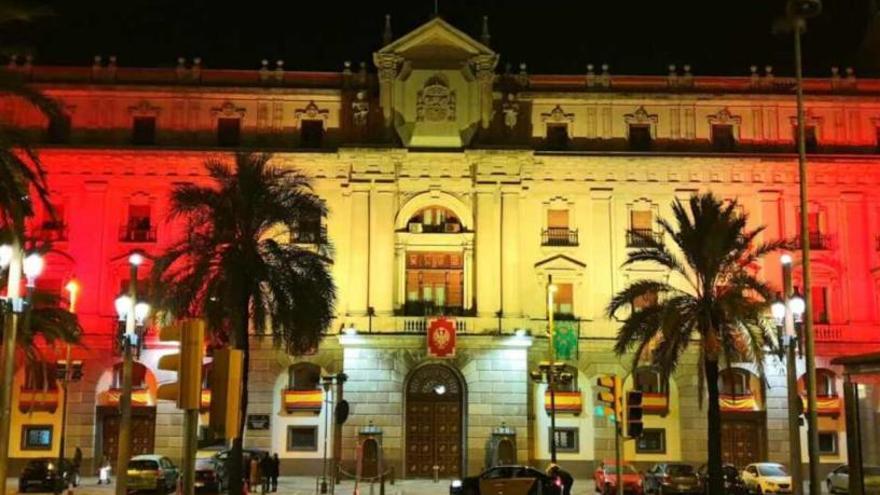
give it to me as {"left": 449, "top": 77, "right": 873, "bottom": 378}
{"left": 283, "top": 389, "right": 323, "bottom": 413}
{"left": 98, "top": 388, "right": 152, "bottom": 407}
{"left": 427, "top": 318, "right": 456, "bottom": 358}
{"left": 544, "top": 390, "right": 583, "bottom": 414}
{"left": 642, "top": 392, "right": 669, "bottom": 414}
{"left": 18, "top": 389, "right": 59, "bottom": 413}
{"left": 801, "top": 394, "right": 841, "bottom": 416}
{"left": 720, "top": 393, "right": 760, "bottom": 412}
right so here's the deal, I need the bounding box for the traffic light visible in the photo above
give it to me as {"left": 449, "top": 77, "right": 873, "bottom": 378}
{"left": 626, "top": 390, "right": 644, "bottom": 438}
{"left": 209, "top": 347, "right": 243, "bottom": 440}
{"left": 596, "top": 374, "right": 621, "bottom": 421}
{"left": 157, "top": 318, "right": 205, "bottom": 410}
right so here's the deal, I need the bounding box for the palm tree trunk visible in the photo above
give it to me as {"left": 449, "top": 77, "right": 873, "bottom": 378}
{"left": 228, "top": 302, "right": 250, "bottom": 495}
{"left": 705, "top": 358, "right": 724, "bottom": 495}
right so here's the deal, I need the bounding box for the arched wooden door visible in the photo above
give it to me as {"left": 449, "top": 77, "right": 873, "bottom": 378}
{"left": 405, "top": 364, "right": 464, "bottom": 478}
{"left": 362, "top": 438, "right": 379, "bottom": 478}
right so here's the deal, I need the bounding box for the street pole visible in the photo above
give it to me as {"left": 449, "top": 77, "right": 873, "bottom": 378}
{"left": 782, "top": 259, "right": 803, "bottom": 495}
{"left": 793, "top": 18, "right": 822, "bottom": 495}
{"left": 0, "top": 242, "right": 22, "bottom": 495}
{"left": 320, "top": 378, "right": 332, "bottom": 494}
{"left": 615, "top": 376, "right": 623, "bottom": 495}
{"left": 547, "top": 276, "right": 557, "bottom": 465}
{"left": 54, "top": 344, "right": 73, "bottom": 495}
{"left": 115, "top": 258, "right": 139, "bottom": 495}
{"left": 182, "top": 409, "right": 198, "bottom": 495}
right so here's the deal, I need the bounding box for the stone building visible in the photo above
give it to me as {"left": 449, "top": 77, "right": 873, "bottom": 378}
{"left": 4, "top": 16, "right": 880, "bottom": 479}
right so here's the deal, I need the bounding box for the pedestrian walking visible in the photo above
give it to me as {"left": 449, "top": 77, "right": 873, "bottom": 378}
{"left": 260, "top": 454, "right": 271, "bottom": 493}
{"left": 98, "top": 456, "right": 112, "bottom": 485}
{"left": 547, "top": 464, "right": 573, "bottom": 495}
{"left": 249, "top": 455, "right": 260, "bottom": 490}
{"left": 270, "top": 453, "right": 280, "bottom": 492}
{"left": 72, "top": 447, "right": 83, "bottom": 479}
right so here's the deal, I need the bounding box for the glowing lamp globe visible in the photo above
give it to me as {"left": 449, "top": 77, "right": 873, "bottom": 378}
{"left": 771, "top": 300, "right": 786, "bottom": 322}
{"left": 115, "top": 294, "right": 133, "bottom": 321}
{"left": 0, "top": 244, "right": 12, "bottom": 269}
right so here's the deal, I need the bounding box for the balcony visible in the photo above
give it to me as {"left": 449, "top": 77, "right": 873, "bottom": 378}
{"left": 282, "top": 389, "right": 323, "bottom": 414}
{"left": 119, "top": 225, "right": 157, "bottom": 243}
{"left": 544, "top": 390, "right": 583, "bottom": 415}
{"left": 542, "top": 228, "right": 578, "bottom": 246}
{"left": 626, "top": 228, "right": 663, "bottom": 248}
{"left": 18, "top": 388, "right": 59, "bottom": 413}
{"left": 800, "top": 394, "right": 841, "bottom": 417}
{"left": 400, "top": 301, "right": 469, "bottom": 318}
{"left": 407, "top": 222, "right": 463, "bottom": 234}
{"left": 795, "top": 231, "right": 829, "bottom": 250}
{"left": 397, "top": 316, "right": 472, "bottom": 333}
{"left": 719, "top": 392, "right": 761, "bottom": 413}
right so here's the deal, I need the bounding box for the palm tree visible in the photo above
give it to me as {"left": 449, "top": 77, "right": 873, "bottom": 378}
{"left": 149, "top": 152, "right": 336, "bottom": 494}
{"left": 607, "top": 193, "right": 780, "bottom": 495}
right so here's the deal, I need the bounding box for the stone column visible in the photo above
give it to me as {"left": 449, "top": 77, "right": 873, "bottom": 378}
{"left": 475, "top": 189, "right": 501, "bottom": 317}
{"left": 348, "top": 190, "right": 369, "bottom": 315}
{"left": 588, "top": 189, "right": 613, "bottom": 321}
{"left": 463, "top": 243, "right": 474, "bottom": 311}
{"left": 395, "top": 243, "right": 407, "bottom": 310}
{"left": 501, "top": 191, "right": 521, "bottom": 317}
{"left": 369, "top": 189, "right": 395, "bottom": 316}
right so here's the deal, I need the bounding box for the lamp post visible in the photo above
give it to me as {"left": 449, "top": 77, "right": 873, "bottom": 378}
{"left": 114, "top": 252, "right": 145, "bottom": 495}
{"left": 771, "top": 254, "right": 806, "bottom": 495}
{"left": 53, "top": 279, "right": 83, "bottom": 495}
{"left": 319, "top": 375, "right": 334, "bottom": 495}
{"left": 784, "top": 1, "right": 824, "bottom": 491}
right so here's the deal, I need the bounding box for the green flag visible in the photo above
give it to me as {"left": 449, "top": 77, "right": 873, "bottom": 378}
{"left": 553, "top": 320, "right": 578, "bottom": 360}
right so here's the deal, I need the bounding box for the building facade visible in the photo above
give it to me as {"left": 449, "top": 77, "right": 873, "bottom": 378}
{"left": 4, "top": 17, "right": 880, "bottom": 479}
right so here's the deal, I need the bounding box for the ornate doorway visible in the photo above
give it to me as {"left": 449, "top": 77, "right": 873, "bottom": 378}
{"left": 721, "top": 416, "right": 766, "bottom": 468}
{"left": 405, "top": 364, "right": 464, "bottom": 478}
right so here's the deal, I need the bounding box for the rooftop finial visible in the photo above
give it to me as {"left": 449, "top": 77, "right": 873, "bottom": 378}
{"left": 480, "top": 15, "right": 491, "bottom": 47}
{"left": 382, "top": 14, "right": 393, "bottom": 46}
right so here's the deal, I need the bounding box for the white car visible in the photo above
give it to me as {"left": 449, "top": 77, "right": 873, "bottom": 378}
{"left": 741, "top": 463, "right": 793, "bottom": 494}
{"left": 826, "top": 464, "right": 880, "bottom": 494}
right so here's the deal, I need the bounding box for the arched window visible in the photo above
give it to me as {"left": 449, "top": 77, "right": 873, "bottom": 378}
{"left": 719, "top": 369, "right": 751, "bottom": 396}
{"left": 288, "top": 363, "right": 321, "bottom": 391}
{"left": 800, "top": 368, "right": 836, "bottom": 396}
{"left": 408, "top": 206, "right": 462, "bottom": 233}
{"left": 112, "top": 362, "right": 148, "bottom": 390}
{"left": 634, "top": 367, "right": 667, "bottom": 394}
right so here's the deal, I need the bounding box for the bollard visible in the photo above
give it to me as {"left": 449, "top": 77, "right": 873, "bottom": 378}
{"left": 380, "top": 473, "right": 385, "bottom": 495}
{"left": 433, "top": 465, "right": 440, "bottom": 483}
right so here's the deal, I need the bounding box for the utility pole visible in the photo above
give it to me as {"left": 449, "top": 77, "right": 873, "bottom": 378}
{"left": 615, "top": 378, "right": 623, "bottom": 495}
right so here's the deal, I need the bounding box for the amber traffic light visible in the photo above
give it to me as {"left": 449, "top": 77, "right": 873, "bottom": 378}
{"left": 157, "top": 318, "right": 205, "bottom": 410}
{"left": 209, "top": 347, "right": 243, "bottom": 440}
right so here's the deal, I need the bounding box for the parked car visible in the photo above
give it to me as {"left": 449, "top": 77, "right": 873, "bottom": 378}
{"left": 195, "top": 457, "right": 223, "bottom": 494}
{"left": 741, "top": 463, "right": 792, "bottom": 495}
{"left": 450, "top": 465, "right": 563, "bottom": 495}
{"left": 697, "top": 463, "right": 747, "bottom": 495}
{"left": 826, "top": 464, "right": 880, "bottom": 494}
{"left": 126, "top": 455, "right": 181, "bottom": 494}
{"left": 643, "top": 463, "right": 701, "bottom": 494}
{"left": 18, "top": 459, "right": 79, "bottom": 493}
{"left": 594, "top": 462, "right": 644, "bottom": 495}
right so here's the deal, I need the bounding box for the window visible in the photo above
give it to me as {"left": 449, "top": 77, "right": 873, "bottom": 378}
{"left": 544, "top": 209, "right": 576, "bottom": 246}
{"left": 636, "top": 429, "right": 666, "bottom": 454}
{"left": 121, "top": 204, "right": 155, "bottom": 242}
{"left": 628, "top": 124, "right": 652, "bottom": 151}
{"left": 545, "top": 124, "right": 569, "bottom": 150}
{"left": 21, "top": 426, "right": 53, "bottom": 450}
{"left": 46, "top": 115, "right": 71, "bottom": 144}
{"left": 818, "top": 432, "right": 837, "bottom": 455}
{"left": 719, "top": 369, "right": 751, "bottom": 396}
{"left": 634, "top": 368, "right": 667, "bottom": 394}
{"left": 711, "top": 124, "right": 736, "bottom": 151}
{"left": 217, "top": 118, "right": 241, "bottom": 147}
{"left": 408, "top": 207, "right": 462, "bottom": 233}
{"left": 550, "top": 427, "right": 578, "bottom": 453}
{"left": 300, "top": 120, "right": 325, "bottom": 148}
{"left": 553, "top": 283, "right": 574, "bottom": 318}
{"left": 628, "top": 210, "right": 655, "bottom": 247}
{"left": 816, "top": 369, "right": 836, "bottom": 396}
{"left": 811, "top": 286, "right": 829, "bottom": 324}
{"left": 288, "top": 364, "right": 321, "bottom": 391}
{"left": 287, "top": 426, "right": 318, "bottom": 452}
{"left": 405, "top": 251, "right": 464, "bottom": 316}
{"left": 794, "top": 125, "right": 818, "bottom": 153}
{"left": 132, "top": 116, "right": 156, "bottom": 145}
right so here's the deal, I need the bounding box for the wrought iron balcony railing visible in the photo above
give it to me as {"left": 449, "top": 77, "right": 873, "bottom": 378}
{"left": 542, "top": 228, "right": 578, "bottom": 246}
{"left": 626, "top": 228, "right": 662, "bottom": 248}
{"left": 796, "top": 231, "right": 829, "bottom": 250}
{"left": 119, "top": 225, "right": 157, "bottom": 243}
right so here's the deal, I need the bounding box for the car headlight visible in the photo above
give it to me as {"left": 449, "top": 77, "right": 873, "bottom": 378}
{"left": 764, "top": 481, "right": 777, "bottom": 489}
{"left": 451, "top": 480, "right": 462, "bottom": 489}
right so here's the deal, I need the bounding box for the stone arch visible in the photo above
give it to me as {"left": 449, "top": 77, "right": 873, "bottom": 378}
{"left": 395, "top": 191, "right": 473, "bottom": 232}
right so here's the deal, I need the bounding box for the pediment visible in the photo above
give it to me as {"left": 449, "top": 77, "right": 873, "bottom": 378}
{"left": 378, "top": 17, "right": 494, "bottom": 61}
{"left": 534, "top": 254, "right": 587, "bottom": 271}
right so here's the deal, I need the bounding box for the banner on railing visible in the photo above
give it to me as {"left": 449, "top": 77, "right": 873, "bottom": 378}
{"left": 427, "top": 317, "right": 456, "bottom": 358}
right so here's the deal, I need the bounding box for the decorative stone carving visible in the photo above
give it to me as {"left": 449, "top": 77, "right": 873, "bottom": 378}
{"left": 210, "top": 101, "right": 246, "bottom": 118}
{"left": 540, "top": 105, "right": 574, "bottom": 123}
{"left": 352, "top": 91, "right": 370, "bottom": 127}
{"left": 501, "top": 93, "right": 520, "bottom": 130}
{"left": 707, "top": 107, "right": 742, "bottom": 126}
{"left": 788, "top": 110, "right": 824, "bottom": 129}
{"left": 295, "top": 101, "right": 330, "bottom": 121}
{"left": 128, "top": 100, "right": 161, "bottom": 117}
{"left": 374, "top": 53, "right": 403, "bottom": 83}
{"left": 624, "top": 106, "right": 658, "bottom": 125}
{"left": 416, "top": 74, "right": 456, "bottom": 122}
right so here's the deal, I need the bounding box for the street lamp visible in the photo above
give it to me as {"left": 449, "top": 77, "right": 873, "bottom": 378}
{"left": 773, "top": 256, "right": 806, "bottom": 495}
{"left": 0, "top": 242, "right": 23, "bottom": 495}
{"left": 55, "top": 278, "right": 83, "bottom": 495}
{"left": 115, "top": 251, "right": 147, "bottom": 495}
{"left": 0, "top": 245, "right": 12, "bottom": 269}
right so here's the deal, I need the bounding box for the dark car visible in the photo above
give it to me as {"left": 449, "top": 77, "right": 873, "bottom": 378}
{"left": 211, "top": 448, "right": 267, "bottom": 488}
{"left": 643, "top": 463, "right": 701, "bottom": 494}
{"left": 195, "top": 457, "right": 223, "bottom": 494}
{"left": 450, "top": 465, "right": 563, "bottom": 495}
{"left": 697, "top": 464, "right": 747, "bottom": 495}
{"left": 18, "top": 459, "right": 79, "bottom": 493}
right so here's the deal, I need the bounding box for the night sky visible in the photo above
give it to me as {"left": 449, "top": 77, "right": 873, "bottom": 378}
{"left": 4, "top": 0, "right": 877, "bottom": 77}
